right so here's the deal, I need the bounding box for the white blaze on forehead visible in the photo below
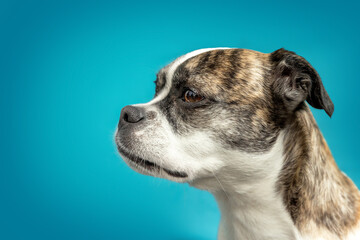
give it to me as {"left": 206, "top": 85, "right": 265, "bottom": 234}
{"left": 165, "top": 47, "right": 231, "bottom": 87}
{"left": 136, "top": 47, "right": 230, "bottom": 107}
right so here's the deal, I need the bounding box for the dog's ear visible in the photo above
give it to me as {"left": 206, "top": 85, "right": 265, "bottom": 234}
{"left": 270, "top": 48, "right": 334, "bottom": 117}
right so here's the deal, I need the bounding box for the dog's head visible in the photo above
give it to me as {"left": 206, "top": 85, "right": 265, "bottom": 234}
{"left": 115, "top": 48, "right": 333, "bottom": 189}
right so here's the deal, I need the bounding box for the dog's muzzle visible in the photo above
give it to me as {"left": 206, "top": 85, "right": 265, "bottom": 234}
{"left": 116, "top": 105, "right": 188, "bottom": 179}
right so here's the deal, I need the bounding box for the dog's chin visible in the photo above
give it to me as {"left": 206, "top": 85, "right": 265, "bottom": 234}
{"left": 116, "top": 144, "right": 189, "bottom": 183}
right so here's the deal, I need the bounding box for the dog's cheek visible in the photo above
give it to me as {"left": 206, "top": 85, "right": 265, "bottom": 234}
{"left": 172, "top": 103, "right": 222, "bottom": 132}
{"left": 163, "top": 130, "right": 225, "bottom": 178}
{"left": 199, "top": 105, "right": 280, "bottom": 153}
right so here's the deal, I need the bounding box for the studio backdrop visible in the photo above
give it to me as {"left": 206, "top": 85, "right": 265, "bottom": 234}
{"left": 1, "top": 0, "right": 360, "bottom": 239}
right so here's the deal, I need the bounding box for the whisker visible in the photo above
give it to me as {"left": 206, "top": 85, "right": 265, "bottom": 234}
{"left": 211, "top": 169, "right": 230, "bottom": 202}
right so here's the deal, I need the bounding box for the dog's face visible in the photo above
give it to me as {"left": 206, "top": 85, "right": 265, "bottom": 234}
{"left": 115, "top": 48, "right": 333, "bottom": 189}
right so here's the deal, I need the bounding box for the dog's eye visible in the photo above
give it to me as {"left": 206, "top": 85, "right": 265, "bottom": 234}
{"left": 183, "top": 90, "right": 204, "bottom": 103}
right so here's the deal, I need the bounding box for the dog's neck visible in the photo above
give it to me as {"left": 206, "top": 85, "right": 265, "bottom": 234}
{"left": 193, "top": 105, "right": 360, "bottom": 240}
{"left": 213, "top": 172, "right": 300, "bottom": 240}
{"left": 209, "top": 130, "right": 300, "bottom": 240}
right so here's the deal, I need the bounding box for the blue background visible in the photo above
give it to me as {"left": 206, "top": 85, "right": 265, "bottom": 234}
{"left": 1, "top": 0, "right": 360, "bottom": 239}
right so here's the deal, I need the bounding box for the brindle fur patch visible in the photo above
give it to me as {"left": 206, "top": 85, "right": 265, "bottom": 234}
{"left": 277, "top": 105, "right": 360, "bottom": 237}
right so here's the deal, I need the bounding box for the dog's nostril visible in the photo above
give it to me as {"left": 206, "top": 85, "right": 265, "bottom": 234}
{"left": 123, "top": 112, "right": 129, "bottom": 122}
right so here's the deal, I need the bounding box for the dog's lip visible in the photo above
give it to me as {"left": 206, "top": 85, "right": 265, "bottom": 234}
{"left": 116, "top": 144, "right": 188, "bottom": 178}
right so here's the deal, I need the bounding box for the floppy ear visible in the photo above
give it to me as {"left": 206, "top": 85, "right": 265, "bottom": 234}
{"left": 270, "top": 48, "right": 334, "bottom": 117}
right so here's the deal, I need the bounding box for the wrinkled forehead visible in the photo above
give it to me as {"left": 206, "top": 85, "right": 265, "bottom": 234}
{"left": 156, "top": 48, "right": 272, "bottom": 102}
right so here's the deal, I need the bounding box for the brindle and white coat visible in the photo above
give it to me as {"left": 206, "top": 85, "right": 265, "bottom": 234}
{"left": 115, "top": 48, "right": 360, "bottom": 240}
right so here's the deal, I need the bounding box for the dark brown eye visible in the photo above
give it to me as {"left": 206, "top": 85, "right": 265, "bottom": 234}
{"left": 183, "top": 89, "right": 204, "bottom": 103}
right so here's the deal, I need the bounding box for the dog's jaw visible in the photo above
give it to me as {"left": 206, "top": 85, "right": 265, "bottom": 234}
{"left": 115, "top": 133, "right": 191, "bottom": 182}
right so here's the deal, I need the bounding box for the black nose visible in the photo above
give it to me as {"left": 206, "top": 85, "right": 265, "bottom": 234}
{"left": 119, "top": 105, "right": 145, "bottom": 127}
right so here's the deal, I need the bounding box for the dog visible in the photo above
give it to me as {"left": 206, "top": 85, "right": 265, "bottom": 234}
{"left": 114, "top": 48, "right": 360, "bottom": 240}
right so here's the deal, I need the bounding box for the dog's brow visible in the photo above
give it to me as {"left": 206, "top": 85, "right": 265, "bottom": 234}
{"left": 154, "top": 72, "right": 167, "bottom": 94}
{"left": 154, "top": 73, "right": 160, "bottom": 84}
{"left": 166, "top": 48, "right": 230, "bottom": 85}
{"left": 145, "top": 48, "right": 231, "bottom": 106}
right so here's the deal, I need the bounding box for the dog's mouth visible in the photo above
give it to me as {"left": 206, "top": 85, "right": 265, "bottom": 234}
{"left": 116, "top": 144, "right": 188, "bottom": 179}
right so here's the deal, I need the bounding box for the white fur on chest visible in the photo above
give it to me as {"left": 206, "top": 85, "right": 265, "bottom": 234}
{"left": 206, "top": 133, "right": 301, "bottom": 240}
